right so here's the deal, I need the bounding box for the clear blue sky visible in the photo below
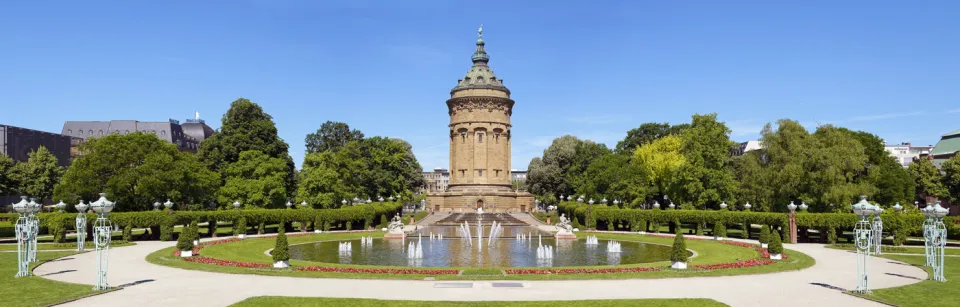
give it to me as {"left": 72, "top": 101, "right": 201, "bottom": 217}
{"left": 2, "top": 1, "right": 959, "bottom": 170}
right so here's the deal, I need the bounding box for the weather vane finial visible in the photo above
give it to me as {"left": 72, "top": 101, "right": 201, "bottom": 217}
{"left": 478, "top": 24, "right": 483, "bottom": 39}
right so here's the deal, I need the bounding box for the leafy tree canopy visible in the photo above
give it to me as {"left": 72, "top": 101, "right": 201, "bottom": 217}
{"left": 10, "top": 146, "right": 64, "bottom": 201}
{"left": 305, "top": 121, "right": 365, "bottom": 154}
{"left": 54, "top": 132, "right": 219, "bottom": 211}
{"left": 217, "top": 150, "right": 290, "bottom": 209}
{"left": 615, "top": 122, "right": 689, "bottom": 155}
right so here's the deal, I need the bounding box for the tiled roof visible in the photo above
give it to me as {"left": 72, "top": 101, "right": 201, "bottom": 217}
{"left": 930, "top": 130, "right": 960, "bottom": 156}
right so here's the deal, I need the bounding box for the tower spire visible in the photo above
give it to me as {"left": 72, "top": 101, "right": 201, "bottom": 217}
{"left": 472, "top": 24, "right": 489, "bottom": 64}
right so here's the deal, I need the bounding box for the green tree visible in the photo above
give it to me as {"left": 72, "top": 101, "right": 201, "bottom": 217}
{"left": 218, "top": 150, "right": 290, "bottom": 209}
{"left": 768, "top": 229, "right": 784, "bottom": 255}
{"left": 10, "top": 146, "right": 64, "bottom": 200}
{"left": 672, "top": 114, "right": 739, "bottom": 209}
{"left": 198, "top": 98, "right": 295, "bottom": 195}
{"left": 758, "top": 120, "right": 811, "bottom": 212}
{"left": 731, "top": 151, "right": 775, "bottom": 211}
{"left": 633, "top": 134, "right": 685, "bottom": 202}
{"left": 941, "top": 155, "right": 960, "bottom": 203}
{"left": 908, "top": 158, "right": 947, "bottom": 201}
{"left": 304, "top": 121, "right": 365, "bottom": 154}
{"left": 805, "top": 125, "right": 872, "bottom": 211}
{"left": 759, "top": 225, "right": 771, "bottom": 244}
{"left": 54, "top": 133, "right": 219, "bottom": 211}
{"left": 527, "top": 135, "right": 609, "bottom": 198}
{"left": 0, "top": 153, "right": 16, "bottom": 195}
{"left": 577, "top": 153, "right": 648, "bottom": 206}
{"left": 616, "top": 122, "right": 689, "bottom": 155}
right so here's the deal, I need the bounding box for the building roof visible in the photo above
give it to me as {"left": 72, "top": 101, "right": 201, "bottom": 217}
{"left": 451, "top": 25, "right": 510, "bottom": 94}
{"left": 930, "top": 129, "right": 960, "bottom": 156}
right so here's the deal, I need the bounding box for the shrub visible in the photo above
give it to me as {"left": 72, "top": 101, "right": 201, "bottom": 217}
{"left": 827, "top": 227, "right": 838, "bottom": 244}
{"left": 740, "top": 223, "right": 749, "bottom": 239}
{"left": 234, "top": 217, "right": 247, "bottom": 236}
{"left": 122, "top": 225, "right": 133, "bottom": 242}
{"left": 379, "top": 215, "right": 388, "bottom": 229}
{"left": 345, "top": 221, "right": 353, "bottom": 230}
{"left": 713, "top": 222, "right": 726, "bottom": 238}
{"left": 272, "top": 229, "right": 290, "bottom": 262}
{"left": 769, "top": 229, "right": 784, "bottom": 255}
{"left": 759, "top": 225, "right": 770, "bottom": 244}
{"left": 188, "top": 220, "right": 199, "bottom": 242}
{"left": 258, "top": 222, "right": 265, "bottom": 234}
{"left": 652, "top": 221, "right": 661, "bottom": 233}
{"left": 176, "top": 224, "right": 193, "bottom": 251}
{"left": 670, "top": 231, "right": 688, "bottom": 263}
{"left": 695, "top": 223, "right": 704, "bottom": 236}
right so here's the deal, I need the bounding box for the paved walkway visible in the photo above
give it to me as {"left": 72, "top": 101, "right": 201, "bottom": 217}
{"left": 35, "top": 237, "right": 927, "bottom": 307}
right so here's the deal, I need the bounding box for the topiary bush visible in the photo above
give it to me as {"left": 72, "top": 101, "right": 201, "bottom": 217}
{"left": 740, "top": 222, "right": 749, "bottom": 239}
{"left": 759, "top": 225, "right": 770, "bottom": 244}
{"left": 380, "top": 215, "right": 388, "bottom": 229}
{"left": 695, "top": 223, "right": 704, "bottom": 236}
{"left": 827, "top": 227, "right": 838, "bottom": 244}
{"left": 271, "top": 228, "right": 290, "bottom": 262}
{"left": 713, "top": 222, "right": 726, "bottom": 238}
{"left": 188, "top": 220, "right": 199, "bottom": 242}
{"left": 670, "top": 230, "right": 688, "bottom": 263}
{"left": 122, "top": 224, "right": 133, "bottom": 242}
{"left": 176, "top": 223, "right": 193, "bottom": 252}
{"left": 769, "top": 229, "right": 784, "bottom": 255}
{"left": 258, "top": 222, "right": 265, "bottom": 234}
{"left": 234, "top": 217, "right": 247, "bottom": 236}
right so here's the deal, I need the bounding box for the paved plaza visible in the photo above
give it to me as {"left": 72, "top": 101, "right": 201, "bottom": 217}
{"left": 34, "top": 237, "right": 927, "bottom": 307}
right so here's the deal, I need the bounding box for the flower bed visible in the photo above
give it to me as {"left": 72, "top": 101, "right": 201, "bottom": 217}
{"left": 183, "top": 256, "right": 272, "bottom": 268}
{"left": 505, "top": 267, "right": 661, "bottom": 275}
{"left": 690, "top": 258, "right": 773, "bottom": 270}
{"left": 717, "top": 240, "right": 789, "bottom": 260}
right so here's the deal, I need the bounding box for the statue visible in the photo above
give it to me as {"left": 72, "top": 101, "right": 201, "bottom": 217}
{"left": 387, "top": 214, "right": 405, "bottom": 234}
{"left": 555, "top": 213, "right": 573, "bottom": 234}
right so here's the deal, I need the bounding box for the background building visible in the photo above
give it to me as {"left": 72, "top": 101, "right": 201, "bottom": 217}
{"left": 732, "top": 140, "right": 762, "bottom": 156}
{"left": 930, "top": 129, "right": 960, "bottom": 169}
{"left": 884, "top": 142, "right": 934, "bottom": 167}
{"left": 62, "top": 115, "right": 214, "bottom": 153}
{"left": 510, "top": 169, "right": 527, "bottom": 182}
{"left": 422, "top": 168, "right": 450, "bottom": 192}
{"left": 0, "top": 124, "right": 73, "bottom": 167}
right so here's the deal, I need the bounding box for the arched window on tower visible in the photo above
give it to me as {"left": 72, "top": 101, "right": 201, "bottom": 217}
{"left": 478, "top": 133, "right": 483, "bottom": 143}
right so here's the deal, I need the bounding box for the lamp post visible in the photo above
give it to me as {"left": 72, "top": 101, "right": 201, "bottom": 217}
{"left": 851, "top": 196, "right": 876, "bottom": 294}
{"left": 719, "top": 201, "right": 728, "bottom": 210}
{"left": 163, "top": 199, "right": 174, "bottom": 211}
{"left": 285, "top": 201, "right": 292, "bottom": 209}
{"left": 90, "top": 193, "right": 115, "bottom": 290}
{"left": 12, "top": 196, "right": 35, "bottom": 277}
{"left": 233, "top": 201, "right": 241, "bottom": 210}
{"left": 378, "top": 196, "right": 384, "bottom": 203}
{"left": 153, "top": 201, "right": 161, "bottom": 211}
{"left": 566, "top": 195, "right": 572, "bottom": 201}
{"left": 342, "top": 199, "right": 347, "bottom": 207}
{"left": 76, "top": 200, "right": 89, "bottom": 251}
{"left": 653, "top": 201, "right": 660, "bottom": 210}
{"left": 892, "top": 202, "right": 903, "bottom": 212}
{"left": 301, "top": 200, "right": 308, "bottom": 208}
{"left": 743, "top": 202, "right": 752, "bottom": 211}
{"left": 799, "top": 201, "right": 808, "bottom": 212}
{"left": 787, "top": 201, "right": 797, "bottom": 213}
{"left": 56, "top": 200, "right": 67, "bottom": 213}
{"left": 925, "top": 201, "right": 949, "bottom": 282}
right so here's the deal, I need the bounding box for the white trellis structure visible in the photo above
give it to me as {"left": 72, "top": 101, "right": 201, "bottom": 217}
{"left": 90, "top": 193, "right": 116, "bottom": 290}
{"left": 871, "top": 206, "right": 884, "bottom": 255}
{"left": 76, "top": 200, "right": 89, "bottom": 251}
{"left": 923, "top": 201, "right": 949, "bottom": 282}
{"left": 12, "top": 196, "right": 40, "bottom": 278}
{"left": 851, "top": 196, "right": 878, "bottom": 294}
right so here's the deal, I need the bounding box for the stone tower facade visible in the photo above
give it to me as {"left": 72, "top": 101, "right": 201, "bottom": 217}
{"left": 427, "top": 26, "right": 534, "bottom": 213}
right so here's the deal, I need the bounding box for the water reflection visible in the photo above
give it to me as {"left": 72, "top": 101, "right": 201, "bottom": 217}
{"left": 289, "top": 228, "right": 671, "bottom": 268}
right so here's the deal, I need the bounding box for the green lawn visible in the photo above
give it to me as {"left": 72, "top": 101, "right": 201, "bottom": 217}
{"left": 0, "top": 251, "right": 102, "bottom": 307}
{"left": 853, "top": 254, "right": 959, "bottom": 307}
{"left": 147, "top": 231, "right": 814, "bottom": 280}
{"left": 231, "top": 297, "right": 729, "bottom": 307}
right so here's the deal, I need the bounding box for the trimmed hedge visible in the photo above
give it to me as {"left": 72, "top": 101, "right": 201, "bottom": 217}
{"left": 0, "top": 202, "right": 402, "bottom": 241}
{"left": 557, "top": 201, "right": 960, "bottom": 240}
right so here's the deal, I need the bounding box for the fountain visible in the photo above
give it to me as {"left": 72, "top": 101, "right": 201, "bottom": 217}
{"left": 407, "top": 241, "right": 423, "bottom": 259}
{"left": 360, "top": 236, "right": 373, "bottom": 247}
{"left": 585, "top": 235, "right": 599, "bottom": 245}
{"left": 338, "top": 241, "right": 352, "bottom": 253}
{"left": 607, "top": 240, "right": 621, "bottom": 253}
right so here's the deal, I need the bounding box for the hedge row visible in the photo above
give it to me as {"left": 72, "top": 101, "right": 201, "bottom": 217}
{"left": 0, "top": 202, "right": 403, "bottom": 242}
{"left": 557, "top": 201, "right": 960, "bottom": 241}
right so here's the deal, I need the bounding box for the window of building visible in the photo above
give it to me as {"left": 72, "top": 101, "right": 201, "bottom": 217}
{"left": 477, "top": 169, "right": 483, "bottom": 177}
{"left": 67, "top": 129, "right": 73, "bottom": 134}
{"left": 495, "top": 134, "right": 499, "bottom": 144}
{"left": 98, "top": 130, "right": 103, "bottom": 136}
{"left": 78, "top": 130, "right": 83, "bottom": 135}
{"left": 88, "top": 130, "right": 93, "bottom": 135}
{"left": 495, "top": 169, "right": 501, "bottom": 177}
{"left": 160, "top": 130, "right": 166, "bottom": 136}
{"left": 478, "top": 133, "right": 484, "bottom": 143}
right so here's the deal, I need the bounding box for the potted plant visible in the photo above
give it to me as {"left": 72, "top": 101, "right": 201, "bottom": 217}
{"left": 670, "top": 230, "right": 688, "bottom": 269}
{"left": 759, "top": 225, "right": 770, "bottom": 248}
{"left": 768, "top": 229, "right": 784, "bottom": 260}
{"left": 713, "top": 222, "right": 726, "bottom": 240}
{"left": 177, "top": 224, "right": 195, "bottom": 257}
{"left": 271, "top": 229, "right": 290, "bottom": 268}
